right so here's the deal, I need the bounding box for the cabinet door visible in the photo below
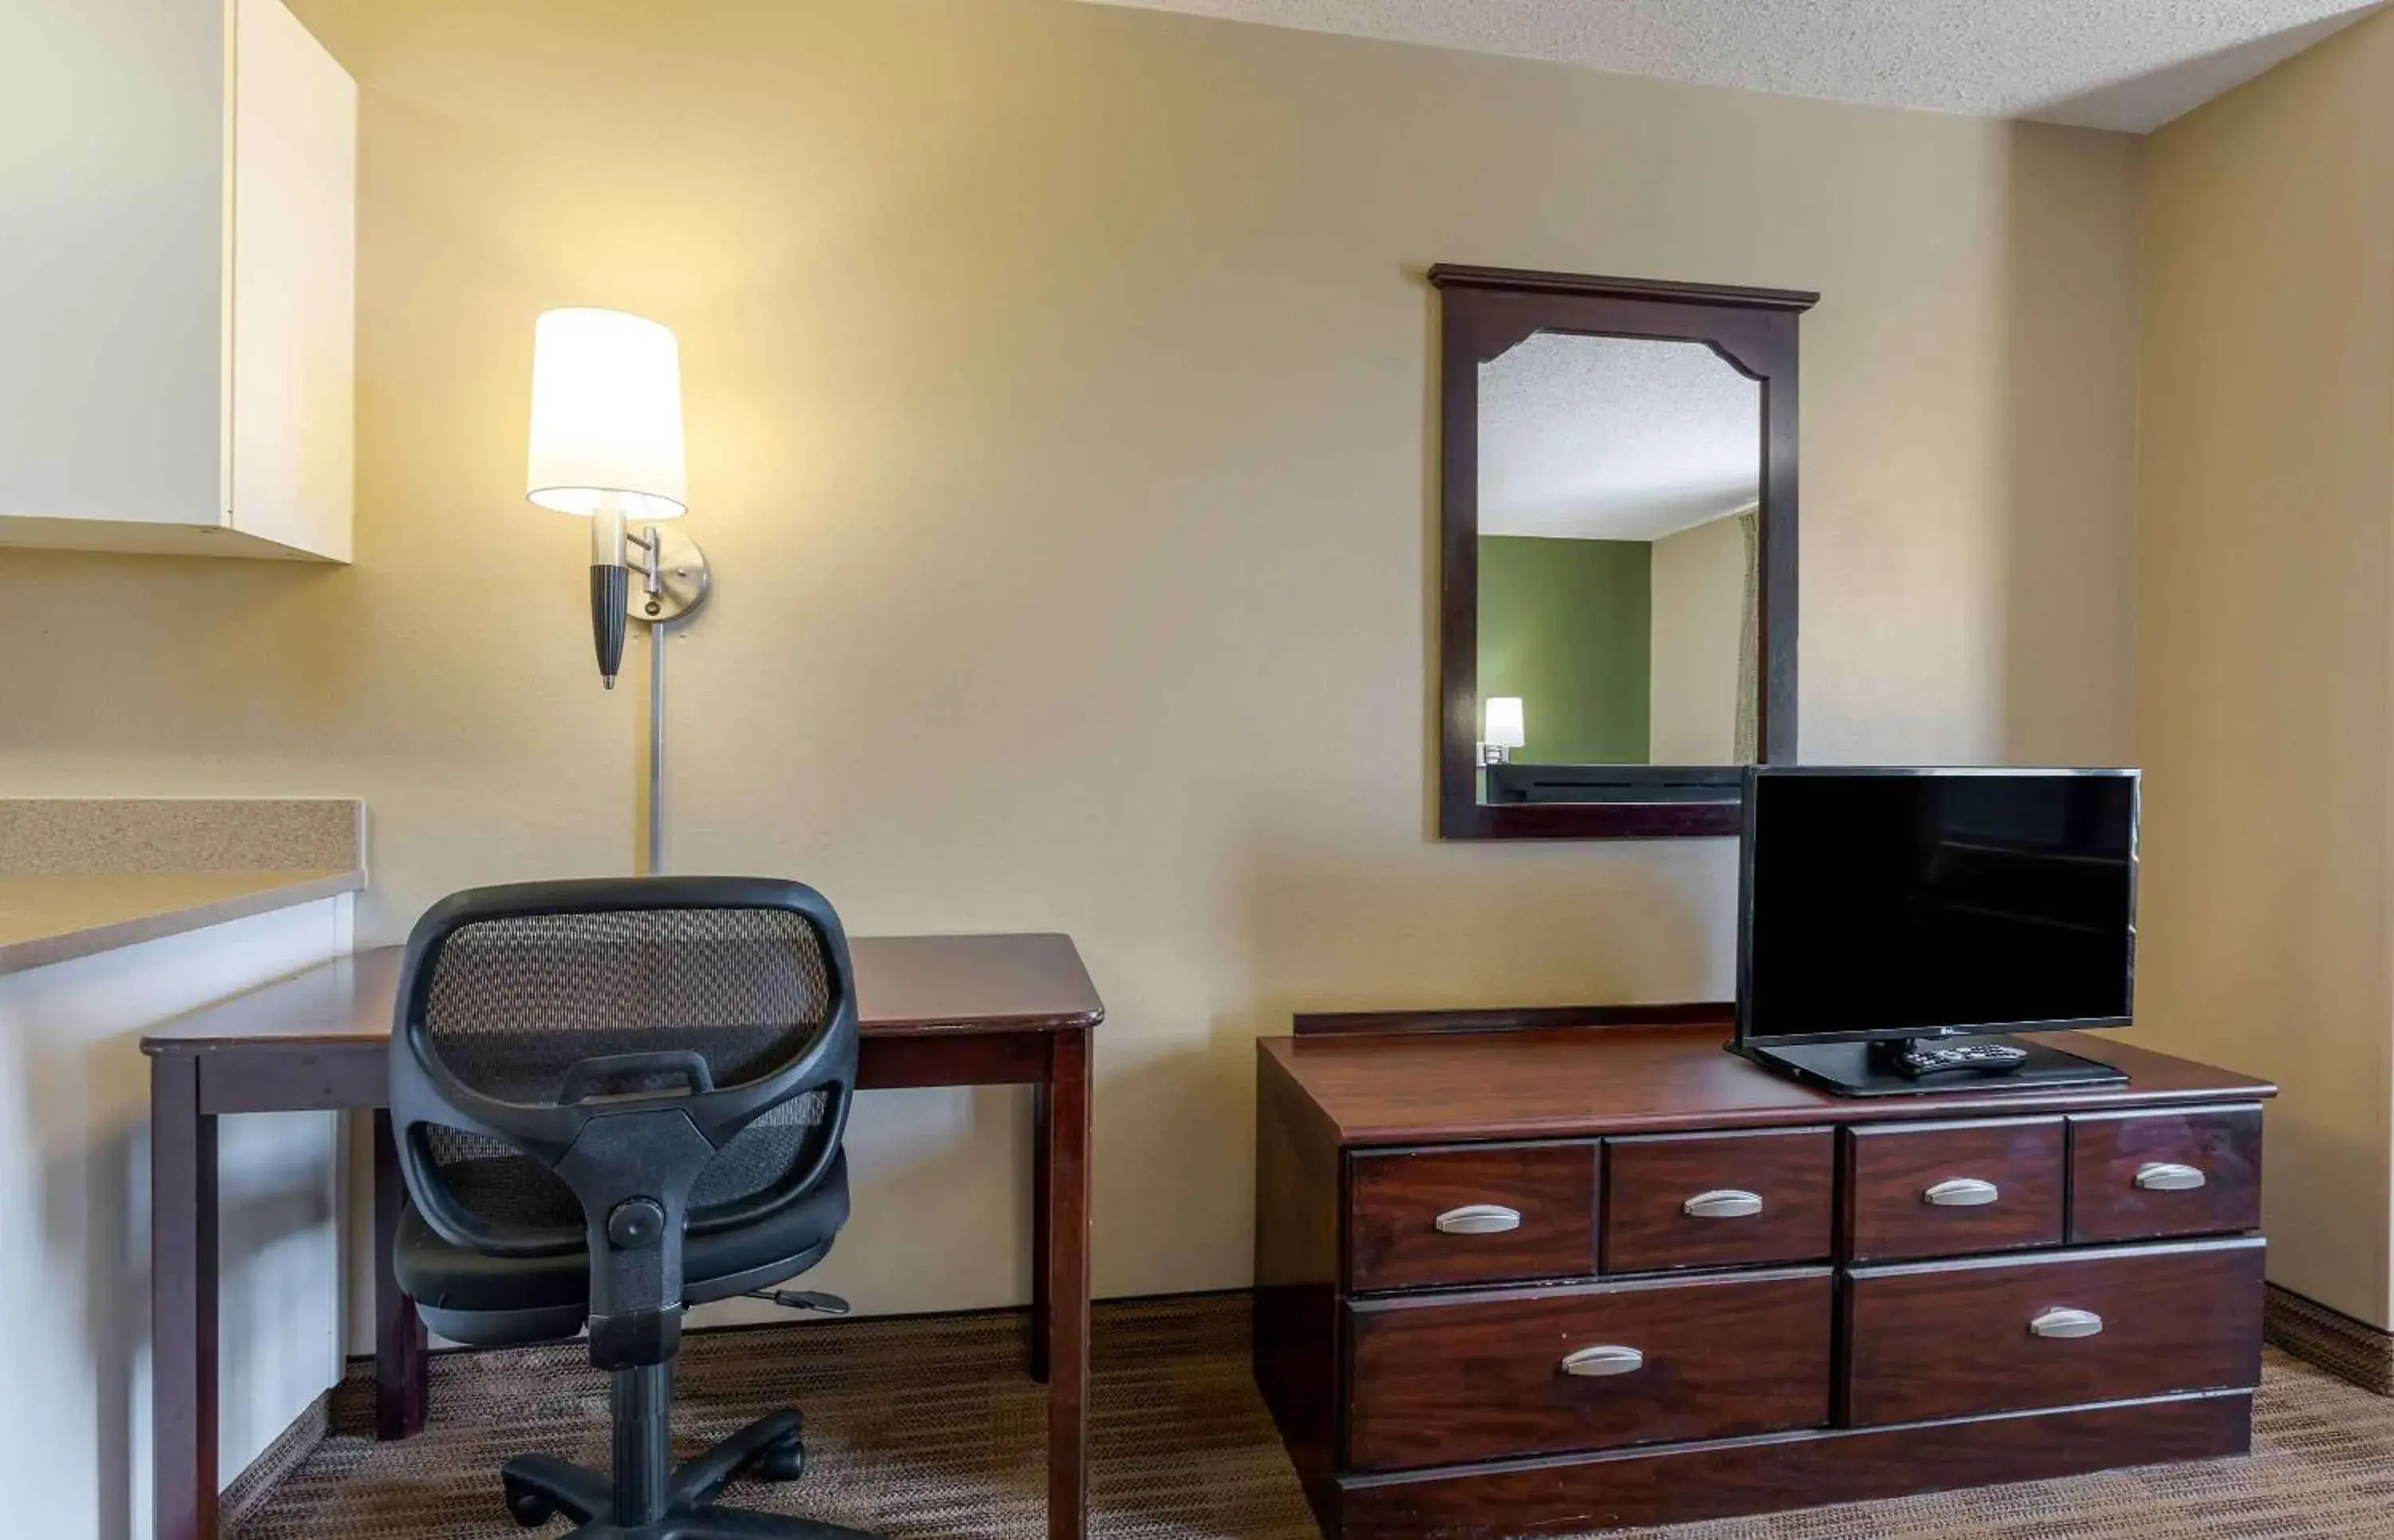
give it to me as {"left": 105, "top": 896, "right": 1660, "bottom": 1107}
{"left": 0, "top": 0, "right": 227, "bottom": 531}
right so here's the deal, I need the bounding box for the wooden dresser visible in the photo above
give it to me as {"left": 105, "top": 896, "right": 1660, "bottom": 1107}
{"left": 1252, "top": 1015, "right": 2273, "bottom": 1539}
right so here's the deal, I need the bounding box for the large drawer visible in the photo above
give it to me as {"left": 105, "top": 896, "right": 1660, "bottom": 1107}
{"left": 1348, "top": 1142, "right": 1596, "bottom": 1292}
{"left": 1602, "top": 1127, "right": 1835, "bottom": 1273}
{"left": 1843, "top": 1116, "right": 2064, "bottom": 1262}
{"left": 2068, "top": 1105, "right": 2263, "bottom": 1244}
{"left": 1345, "top": 1268, "right": 1833, "bottom": 1471}
{"left": 1842, "top": 1236, "right": 2265, "bottom": 1426}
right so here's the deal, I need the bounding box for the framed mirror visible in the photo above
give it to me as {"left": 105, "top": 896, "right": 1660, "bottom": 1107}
{"left": 1432, "top": 266, "right": 1818, "bottom": 839}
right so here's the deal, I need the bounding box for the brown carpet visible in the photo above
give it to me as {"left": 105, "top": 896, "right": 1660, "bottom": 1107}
{"left": 239, "top": 1294, "right": 2394, "bottom": 1539}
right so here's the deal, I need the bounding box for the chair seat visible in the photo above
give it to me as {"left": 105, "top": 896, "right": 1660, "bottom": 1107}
{"left": 397, "top": 1152, "right": 851, "bottom": 1346}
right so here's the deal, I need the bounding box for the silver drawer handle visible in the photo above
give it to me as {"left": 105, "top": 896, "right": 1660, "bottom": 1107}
{"left": 2134, "top": 1162, "right": 2207, "bottom": 1192}
{"left": 1560, "top": 1345, "right": 1645, "bottom": 1377}
{"left": 1923, "top": 1178, "right": 2001, "bottom": 1207}
{"left": 1433, "top": 1204, "right": 1522, "bottom": 1235}
{"left": 1682, "top": 1189, "right": 1764, "bottom": 1219}
{"left": 2030, "top": 1308, "right": 2104, "bottom": 1340}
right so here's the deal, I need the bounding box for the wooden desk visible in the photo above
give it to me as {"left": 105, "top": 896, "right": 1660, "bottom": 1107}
{"left": 142, "top": 934, "right": 1103, "bottom": 1540}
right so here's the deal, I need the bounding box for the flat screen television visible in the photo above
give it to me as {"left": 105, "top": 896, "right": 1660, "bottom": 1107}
{"left": 1734, "top": 766, "right": 2139, "bottom": 1096}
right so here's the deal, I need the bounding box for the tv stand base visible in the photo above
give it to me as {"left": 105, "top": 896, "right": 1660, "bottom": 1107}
{"left": 1740, "top": 1035, "right": 2129, "bottom": 1097}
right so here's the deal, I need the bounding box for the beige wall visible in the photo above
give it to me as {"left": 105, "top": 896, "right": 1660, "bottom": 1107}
{"left": 1649, "top": 511, "right": 1748, "bottom": 763}
{"left": 0, "top": 0, "right": 2140, "bottom": 1314}
{"left": 2135, "top": 10, "right": 2394, "bottom": 1327}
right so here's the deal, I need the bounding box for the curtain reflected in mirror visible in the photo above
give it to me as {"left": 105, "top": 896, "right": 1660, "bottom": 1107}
{"left": 1474, "top": 333, "right": 1762, "bottom": 797}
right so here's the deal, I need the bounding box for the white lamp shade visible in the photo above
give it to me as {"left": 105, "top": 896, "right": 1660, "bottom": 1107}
{"left": 526, "top": 308, "right": 688, "bottom": 520}
{"left": 1484, "top": 697, "right": 1526, "bottom": 749}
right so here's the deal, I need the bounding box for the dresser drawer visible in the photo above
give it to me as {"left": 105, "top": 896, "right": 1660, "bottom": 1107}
{"left": 1346, "top": 1268, "right": 1832, "bottom": 1471}
{"left": 1601, "top": 1127, "right": 1835, "bottom": 1273}
{"left": 1348, "top": 1143, "right": 1595, "bottom": 1292}
{"left": 1843, "top": 1237, "right": 2265, "bottom": 1426}
{"left": 1843, "top": 1117, "right": 2064, "bottom": 1262}
{"left": 2069, "top": 1105, "right": 2263, "bottom": 1244}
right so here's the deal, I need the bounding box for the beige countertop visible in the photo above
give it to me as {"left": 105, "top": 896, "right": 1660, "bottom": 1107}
{"left": 0, "top": 869, "right": 366, "bottom": 975}
{"left": 0, "top": 798, "right": 366, "bottom": 975}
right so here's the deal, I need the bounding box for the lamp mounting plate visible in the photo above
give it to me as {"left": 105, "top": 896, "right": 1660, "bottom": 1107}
{"left": 631, "top": 523, "right": 710, "bottom": 625}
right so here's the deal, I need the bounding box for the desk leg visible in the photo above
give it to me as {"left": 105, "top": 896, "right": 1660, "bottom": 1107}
{"left": 373, "top": 1110, "right": 429, "bottom": 1439}
{"left": 1031, "top": 1077, "right": 1052, "bottom": 1384}
{"left": 1039, "top": 1028, "right": 1092, "bottom": 1540}
{"left": 153, "top": 1052, "right": 219, "bottom": 1540}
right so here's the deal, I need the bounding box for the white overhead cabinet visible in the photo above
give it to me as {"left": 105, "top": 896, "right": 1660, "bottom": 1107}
{"left": 0, "top": 0, "right": 355, "bottom": 561}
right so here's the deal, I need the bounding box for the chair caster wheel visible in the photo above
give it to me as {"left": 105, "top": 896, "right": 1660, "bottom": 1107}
{"left": 755, "top": 1431, "right": 806, "bottom": 1483}
{"left": 502, "top": 1476, "right": 555, "bottom": 1527}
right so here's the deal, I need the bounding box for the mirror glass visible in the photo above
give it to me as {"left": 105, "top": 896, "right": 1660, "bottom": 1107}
{"left": 1476, "top": 332, "right": 1763, "bottom": 782}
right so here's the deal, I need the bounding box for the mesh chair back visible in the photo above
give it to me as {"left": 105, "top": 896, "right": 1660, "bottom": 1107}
{"left": 394, "top": 881, "right": 856, "bottom": 1250}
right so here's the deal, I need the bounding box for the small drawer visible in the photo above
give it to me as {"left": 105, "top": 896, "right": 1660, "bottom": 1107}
{"left": 1601, "top": 1127, "right": 1835, "bottom": 1273}
{"left": 1843, "top": 1236, "right": 2265, "bottom": 1425}
{"left": 1346, "top": 1269, "right": 1832, "bottom": 1470}
{"left": 1843, "top": 1117, "right": 2064, "bottom": 1262}
{"left": 2069, "top": 1104, "right": 2263, "bottom": 1244}
{"left": 1348, "top": 1143, "right": 1595, "bottom": 1292}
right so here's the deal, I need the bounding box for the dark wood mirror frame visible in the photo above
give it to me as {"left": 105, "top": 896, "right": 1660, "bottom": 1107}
{"left": 1432, "top": 264, "right": 1819, "bottom": 840}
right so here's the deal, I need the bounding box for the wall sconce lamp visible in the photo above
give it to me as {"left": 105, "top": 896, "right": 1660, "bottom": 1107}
{"left": 1482, "top": 697, "right": 1525, "bottom": 765}
{"left": 526, "top": 307, "right": 712, "bottom": 870}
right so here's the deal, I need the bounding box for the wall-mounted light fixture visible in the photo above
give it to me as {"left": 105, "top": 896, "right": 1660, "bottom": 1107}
{"left": 1482, "top": 697, "right": 1525, "bottom": 765}
{"left": 526, "top": 307, "right": 711, "bottom": 869}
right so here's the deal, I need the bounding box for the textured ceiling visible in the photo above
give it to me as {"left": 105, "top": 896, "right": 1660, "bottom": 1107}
{"left": 1480, "top": 334, "right": 1759, "bottom": 543}
{"left": 1081, "top": 0, "right": 2384, "bottom": 132}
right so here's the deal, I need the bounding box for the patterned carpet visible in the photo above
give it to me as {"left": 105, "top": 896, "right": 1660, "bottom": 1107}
{"left": 237, "top": 1293, "right": 2394, "bottom": 1538}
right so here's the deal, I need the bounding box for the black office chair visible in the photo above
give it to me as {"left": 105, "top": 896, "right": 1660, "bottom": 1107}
{"left": 389, "top": 876, "right": 880, "bottom": 1539}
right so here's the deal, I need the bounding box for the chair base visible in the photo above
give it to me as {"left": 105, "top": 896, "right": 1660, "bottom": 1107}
{"left": 500, "top": 1410, "right": 879, "bottom": 1540}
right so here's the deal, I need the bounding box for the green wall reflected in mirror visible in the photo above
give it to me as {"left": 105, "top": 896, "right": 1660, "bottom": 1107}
{"left": 1478, "top": 535, "right": 1651, "bottom": 763}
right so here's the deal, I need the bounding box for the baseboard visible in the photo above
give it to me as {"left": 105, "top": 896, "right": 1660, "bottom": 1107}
{"left": 2266, "top": 1283, "right": 2394, "bottom": 1396}
{"left": 220, "top": 1388, "right": 334, "bottom": 1532}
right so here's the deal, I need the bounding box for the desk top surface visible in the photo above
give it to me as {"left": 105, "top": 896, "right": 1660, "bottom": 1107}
{"left": 1264, "top": 1025, "right": 2276, "bottom": 1145}
{"left": 143, "top": 932, "right": 1104, "bottom": 1052}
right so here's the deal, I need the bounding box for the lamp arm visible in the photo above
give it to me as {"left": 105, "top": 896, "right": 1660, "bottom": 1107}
{"left": 624, "top": 527, "right": 666, "bottom": 590}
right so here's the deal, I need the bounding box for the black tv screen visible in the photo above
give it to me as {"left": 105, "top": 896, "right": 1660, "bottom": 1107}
{"left": 1737, "top": 768, "right": 2138, "bottom": 1045}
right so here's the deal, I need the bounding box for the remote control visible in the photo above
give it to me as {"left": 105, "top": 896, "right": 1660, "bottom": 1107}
{"left": 1896, "top": 1040, "right": 2031, "bottom": 1076}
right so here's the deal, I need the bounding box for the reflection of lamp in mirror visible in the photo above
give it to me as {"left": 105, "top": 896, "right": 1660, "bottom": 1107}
{"left": 1483, "top": 697, "right": 1526, "bottom": 765}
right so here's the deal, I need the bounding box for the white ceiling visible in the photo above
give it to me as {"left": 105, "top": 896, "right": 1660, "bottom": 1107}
{"left": 1479, "top": 333, "right": 1759, "bottom": 543}
{"left": 1082, "top": 0, "right": 2384, "bottom": 132}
